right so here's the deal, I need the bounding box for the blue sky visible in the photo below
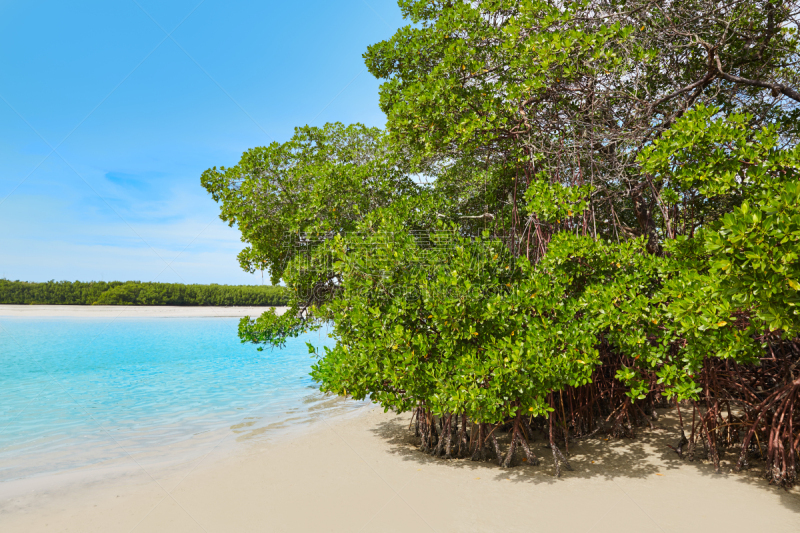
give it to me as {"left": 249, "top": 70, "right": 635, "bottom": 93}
{"left": 0, "top": 0, "right": 404, "bottom": 284}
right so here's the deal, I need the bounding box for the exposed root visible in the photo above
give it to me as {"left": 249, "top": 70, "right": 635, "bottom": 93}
{"left": 489, "top": 425, "right": 504, "bottom": 466}
{"left": 550, "top": 410, "right": 572, "bottom": 476}
{"left": 405, "top": 340, "right": 798, "bottom": 488}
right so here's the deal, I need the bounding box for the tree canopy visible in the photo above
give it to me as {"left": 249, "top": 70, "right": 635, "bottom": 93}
{"left": 204, "top": 0, "right": 800, "bottom": 485}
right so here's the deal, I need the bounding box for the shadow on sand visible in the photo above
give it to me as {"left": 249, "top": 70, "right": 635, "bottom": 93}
{"left": 369, "top": 407, "right": 800, "bottom": 514}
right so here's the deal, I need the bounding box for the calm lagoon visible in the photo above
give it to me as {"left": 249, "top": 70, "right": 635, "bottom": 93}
{"left": 0, "top": 316, "right": 362, "bottom": 481}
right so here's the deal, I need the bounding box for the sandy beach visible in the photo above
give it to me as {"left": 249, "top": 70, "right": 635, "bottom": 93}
{"left": 2, "top": 405, "right": 798, "bottom": 533}
{"left": 0, "top": 305, "right": 287, "bottom": 319}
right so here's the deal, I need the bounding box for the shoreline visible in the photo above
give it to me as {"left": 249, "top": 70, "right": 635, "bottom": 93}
{"left": 2, "top": 407, "right": 798, "bottom": 532}
{"left": 0, "top": 305, "right": 288, "bottom": 318}
{"left": 0, "top": 400, "right": 377, "bottom": 499}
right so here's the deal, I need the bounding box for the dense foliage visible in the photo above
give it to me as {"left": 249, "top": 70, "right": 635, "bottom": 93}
{"left": 0, "top": 280, "right": 288, "bottom": 306}
{"left": 205, "top": 0, "right": 800, "bottom": 485}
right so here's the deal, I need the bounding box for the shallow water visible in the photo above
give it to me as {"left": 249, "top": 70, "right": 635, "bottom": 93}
{"left": 0, "top": 317, "right": 364, "bottom": 481}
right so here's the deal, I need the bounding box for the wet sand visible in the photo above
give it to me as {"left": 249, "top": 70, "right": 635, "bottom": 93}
{"left": 2, "top": 406, "right": 798, "bottom": 532}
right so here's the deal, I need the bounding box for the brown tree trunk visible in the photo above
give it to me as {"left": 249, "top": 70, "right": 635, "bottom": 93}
{"left": 550, "top": 411, "right": 572, "bottom": 476}
{"left": 490, "top": 427, "right": 504, "bottom": 467}
{"left": 502, "top": 416, "right": 519, "bottom": 468}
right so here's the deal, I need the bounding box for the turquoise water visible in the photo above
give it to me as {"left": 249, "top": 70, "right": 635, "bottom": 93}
{"left": 0, "top": 317, "right": 356, "bottom": 481}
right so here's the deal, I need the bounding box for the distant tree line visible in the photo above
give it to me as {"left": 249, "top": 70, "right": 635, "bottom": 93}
{"left": 0, "top": 279, "right": 289, "bottom": 306}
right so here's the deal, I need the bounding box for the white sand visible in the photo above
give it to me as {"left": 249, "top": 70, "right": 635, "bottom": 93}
{"left": 2, "top": 407, "right": 798, "bottom": 532}
{"left": 0, "top": 305, "right": 287, "bottom": 318}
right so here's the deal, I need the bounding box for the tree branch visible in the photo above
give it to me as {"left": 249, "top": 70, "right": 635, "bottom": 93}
{"left": 714, "top": 55, "right": 800, "bottom": 103}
